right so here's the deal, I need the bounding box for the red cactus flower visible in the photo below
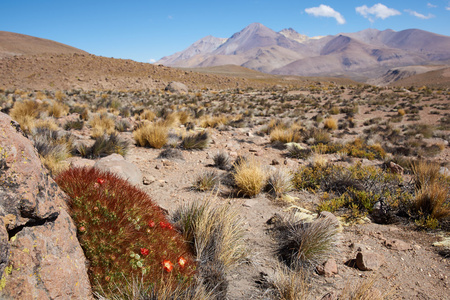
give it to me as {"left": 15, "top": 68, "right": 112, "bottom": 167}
{"left": 148, "top": 220, "right": 155, "bottom": 228}
{"left": 178, "top": 256, "right": 187, "bottom": 268}
{"left": 140, "top": 248, "right": 149, "bottom": 256}
{"left": 162, "top": 260, "right": 173, "bottom": 272}
{"left": 159, "top": 221, "right": 173, "bottom": 230}
{"left": 79, "top": 226, "right": 86, "bottom": 233}
{"left": 97, "top": 178, "right": 105, "bottom": 185}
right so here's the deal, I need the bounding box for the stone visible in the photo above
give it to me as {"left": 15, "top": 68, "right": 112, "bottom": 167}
{"left": 165, "top": 81, "right": 188, "bottom": 93}
{"left": 0, "top": 113, "right": 92, "bottom": 299}
{"left": 143, "top": 175, "right": 156, "bottom": 185}
{"left": 356, "top": 251, "right": 384, "bottom": 271}
{"left": 67, "top": 157, "right": 95, "bottom": 168}
{"left": 318, "top": 211, "right": 340, "bottom": 229}
{"left": 94, "top": 154, "right": 143, "bottom": 186}
{"left": 383, "top": 239, "right": 411, "bottom": 251}
{"left": 317, "top": 259, "right": 338, "bottom": 277}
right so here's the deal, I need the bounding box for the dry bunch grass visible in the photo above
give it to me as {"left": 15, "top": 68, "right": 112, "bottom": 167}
{"left": 133, "top": 122, "right": 168, "bottom": 149}
{"left": 270, "top": 127, "right": 299, "bottom": 144}
{"left": 94, "top": 275, "right": 210, "bottom": 300}
{"left": 89, "top": 113, "right": 116, "bottom": 138}
{"left": 233, "top": 157, "right": 268, "bottom": 197}
{"left": 269, "top": 265, "right": 309, "bottom": 300}
{"left": 339, "top": 275, "right": 396, "bottom": 300}
{"left": 172, "top": 198, "right": 246, "bottom": 272}
{"left": 274, "top": 214, "right": 339, "bottom": 270}
{"left": 47, "top": 100, "right": 69, "bottom": 118}
{"left": 323, "top": 118, "right": 338, "bottom": 130}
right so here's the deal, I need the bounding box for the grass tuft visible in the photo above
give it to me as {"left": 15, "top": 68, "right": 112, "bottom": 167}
{"left": 273, "top": 214, "right": 338, "bottom": 270}
{"left": 212, "top": 151, "right": 231, "bottom": 170}
{"left": 181, "top": 131, "right": 211, "bottom": 150}
{"left": 172, "top": 199, "right": 246, "bottom": 297}
{"left": 267, "top": 168, "right": 294, "bottom": 197}
{"left": 268, "top": 265, "right": 309, "bottom": 300}
{"left": 192, "top": 171, "right": 220, "bottom": 192}
{"left": 78, "top": 133, "right": 129, "bottom": 158}
{"left": 232, "top": 157, "right": 267, "bottom": 197}
{"left": 133, "top": 122, "right": 168, "bottom": 149}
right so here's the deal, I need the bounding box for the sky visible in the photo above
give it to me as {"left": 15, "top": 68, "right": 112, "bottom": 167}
{"left": 1, "top": 1, "right": 450, "bottom": 63}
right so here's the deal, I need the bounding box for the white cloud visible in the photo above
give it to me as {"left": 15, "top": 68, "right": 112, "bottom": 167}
{"left": 305, "top": 4, "right": 346, "bottom": 25}
{"left": 405, "top": 9, "right": 435, "bottom": 19}
{"left": 356, "top": 3, "right": 401, "bottom": 22}
{"left": 446, "top": 6, "right": 450, "bottom": 11}
{"left": 148, "top": 59, "right": 156, "bottom": 63}
{"left": 427, "top": 3, "right": 437, "bottom": 8}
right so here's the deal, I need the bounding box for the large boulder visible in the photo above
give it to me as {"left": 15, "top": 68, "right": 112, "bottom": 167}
{"left": 165, "top": 81, "right": 189, "bottom": 94}
{"left": 0, "top": 113, "right": 92, "bottom": 299}
{"left": 94, "top": 153, "right": 143, "bottom": 186}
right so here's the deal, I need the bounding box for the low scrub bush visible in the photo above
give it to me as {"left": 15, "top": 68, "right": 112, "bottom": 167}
{"left": 133, "top": 122, "right": 168, "bottom": 149}
{"left": 55, "top": 168, "right": 196, "bottom": 296}
{"left": 233, "top": 158, "right": 267, "bottom": 197}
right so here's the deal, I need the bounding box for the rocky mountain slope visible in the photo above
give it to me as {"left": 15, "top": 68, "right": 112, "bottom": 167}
{"left": 158, "top": 23, "right": 450, "bottom": 83}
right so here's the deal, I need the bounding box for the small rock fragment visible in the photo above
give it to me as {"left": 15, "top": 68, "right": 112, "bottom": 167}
{"left": 356, "top": 251, "right": 384, "bottom": 271}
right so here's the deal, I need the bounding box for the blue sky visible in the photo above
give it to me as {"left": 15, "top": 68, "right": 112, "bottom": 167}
{"left": 1, "top": 1, "right": 449, "bottom": 63}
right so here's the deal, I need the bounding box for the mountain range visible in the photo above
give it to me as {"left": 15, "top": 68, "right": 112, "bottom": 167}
{"left": 158, "top": 23, "right": 450, "bottom": 82}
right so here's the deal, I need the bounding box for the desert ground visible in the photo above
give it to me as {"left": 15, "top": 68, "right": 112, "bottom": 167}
{"left": 1, "top": 81, "right": 449, "bottom": 299}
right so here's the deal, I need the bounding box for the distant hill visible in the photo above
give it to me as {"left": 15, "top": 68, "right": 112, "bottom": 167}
{"left": 158, "top": 23, "right": 450, "bottom": 84}
{"left": 0, "top": 31, "right": 87, "bottom": 58}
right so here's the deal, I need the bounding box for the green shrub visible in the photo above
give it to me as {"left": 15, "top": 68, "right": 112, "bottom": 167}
{"left": 55, "top": 168, "right": 196, "bottom": 296}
